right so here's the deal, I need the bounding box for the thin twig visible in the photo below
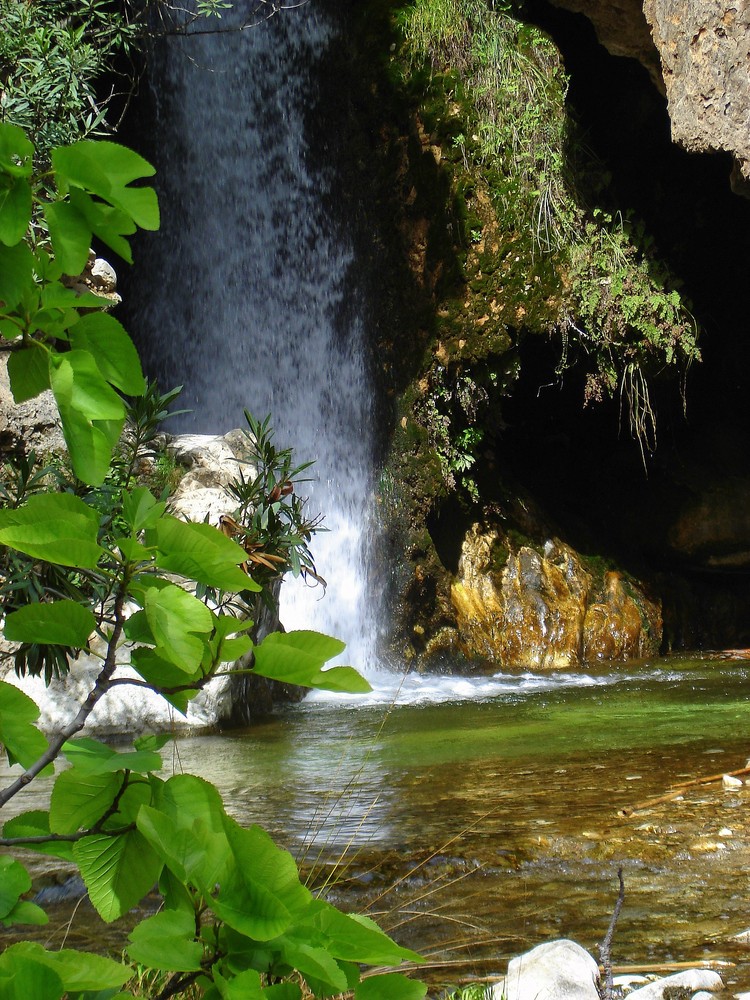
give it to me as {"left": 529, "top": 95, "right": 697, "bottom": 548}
{"left": 599, "top": 867, "right": 625, "bottom": 1000}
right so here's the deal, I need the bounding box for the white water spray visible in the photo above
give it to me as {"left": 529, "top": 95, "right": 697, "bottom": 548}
{"left": 127, "top": 4, "right": 381, "bottom": 673}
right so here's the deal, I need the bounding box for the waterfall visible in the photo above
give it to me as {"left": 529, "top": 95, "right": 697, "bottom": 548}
{"left": 124, "top": 2, "right": 381, "bottom": 673}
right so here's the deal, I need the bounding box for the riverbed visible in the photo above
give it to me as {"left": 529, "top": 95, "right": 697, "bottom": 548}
{"left": 4, "top": 653, "right": 750, "bottom": 991}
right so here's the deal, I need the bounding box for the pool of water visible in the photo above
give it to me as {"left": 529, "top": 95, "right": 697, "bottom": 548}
{"left": 4, "top": 653, "right": 750, "bottom": 991}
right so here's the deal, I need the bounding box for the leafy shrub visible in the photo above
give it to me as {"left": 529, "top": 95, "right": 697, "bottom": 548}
{"left": 0, "top": 123, "right": 426, "bottom": 1000}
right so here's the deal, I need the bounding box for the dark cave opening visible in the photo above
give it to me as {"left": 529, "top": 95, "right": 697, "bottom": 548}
{"left": 495, "top": 1, "right": 750, "bottom": 647}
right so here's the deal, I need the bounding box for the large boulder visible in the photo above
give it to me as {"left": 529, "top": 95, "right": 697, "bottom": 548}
{"left": 450, "top": 527, "right": 661, "bottom": 669}
{"left": 490, "top": 939, "right": 601, "bottom": 1000}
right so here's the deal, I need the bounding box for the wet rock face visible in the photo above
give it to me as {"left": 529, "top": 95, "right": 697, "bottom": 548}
{"left": 450, "top": 527, "right": 661, "bottom": 669}
{"left": 548, "top": 0, "right": 750, "bottom": 191}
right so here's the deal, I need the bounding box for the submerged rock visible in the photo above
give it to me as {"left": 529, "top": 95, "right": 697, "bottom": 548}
{"left": 451, "top": 527, "right": 661, "bottom": 669}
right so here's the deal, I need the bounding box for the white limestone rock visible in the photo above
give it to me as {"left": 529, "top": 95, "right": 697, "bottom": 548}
{"left": 490, "top": 939, "right": 601, "bottom": 1000}
{"left": 626, "top": 969, "right": 724, "bottom": 1000}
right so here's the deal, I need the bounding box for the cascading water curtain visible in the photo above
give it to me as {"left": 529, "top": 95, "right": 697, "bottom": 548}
{"left": 123, "top": 1, "right": 383, "bottom": 675}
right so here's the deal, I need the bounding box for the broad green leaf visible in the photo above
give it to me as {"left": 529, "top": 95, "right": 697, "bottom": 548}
{"left": 0, "top": 856, "right": 31, "bottom": 919}
{"left": 0, "top": 316, "right": 23, "bottom": 339}
{"left": 263, "top": 986, "right": 302, "bottom": 1000}
{"left": 252, "top": 632, "right": 371, "bottom": 694}
{"left": 211, "top": 819, "right": 311, "bottom": 941}
{"left": 4, "top": 600, "right": 95, "bottom": 647}
{"left": 275, "top": 940, "right": 348, "bottom": 993}
{"left": 2, "top": 810, "right": 74, "bottom": 861}
{"left": 50, "top": 349, "right": 125, "bottom": 420}
{"left": 0, "top": 175, "right": 32, "bottom": 245}
{"left": 45, "top": 200, "right": 92, "bottom": 276}
{"left": 50, "top": 768, "right": 120, "bottom": 835}
{"left": 145, "top": 584, "right": 213, "bottom": 672}
{"left": 54, "top": 140, "right": 155, "bottom": 194}
{"left": 69, "top": 187, "right": 136, "bottom": 263}
{"left": 0, "top": 123, "right": 34, "bottom": 176}
{"left": 136, "top": 774, "right": 231, "bottom": 889}
{"left": 0, "top": 492, "right": 102, "bottom": 567}
{"left": 50, "top": 350, "right": 125, "bottom": 484}
{"left": 68, "top": 312, "right": 145, "bottom": 395}
{"left": 213, "top": 968, "right": 266, "bottom": 1000}
{"left": 0, "top": 945, "right": 64, "bottom": 1000}
{"left": 7, "top": 344, "right": 51, "bottom": 402}
{"left": 122, "top": 486, "right": 165, "bottom": 532}
{"left": 128, "top": 648, "right": 198, "bottom": 715}
{"left": 0, "top": 900, "right": 48, "bottom": 927}
{"left": 6, "top": 942, "right": 130, "bottom": 991}
{"left": 153, "top": 517, "right": 259, "bottom": 593}
{"left": 134, "top": 733, "right": 171, "bottom": 753}
{"left": 73, "top": 828, "right": 162, "bottom": 922}
{"left": 127, "top": 909, "right": 203, "bottom": 971}
{"left": 0, "top": 681, "right": 50, "bottom": 770}
{"left": 52, "top": 141, "right": 159, "bottom": 231}
{"left": 314, "top": 906, "right": 422, "bottom": 965}
{"left": 0, "top": 241, "right": 33, "bottom": 307}
{"left": 61, "top": 736, "right": 163, "bottom": 775}
{"left": 115, "top": 536, "right": 151, "bottom": 562}
{"left": 355, "top": 973, "right": 427, "bottom": 1000}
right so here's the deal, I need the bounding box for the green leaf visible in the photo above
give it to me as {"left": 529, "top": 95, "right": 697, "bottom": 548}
{"left": 0, "top": 681, "right": 50, "bottom": 770}
{"left": 211, "top": 819, "right": 311, "bottom": 941}
{"left": 0, "top": 492, "right": 102, "bottom": 567}
{"left": 0, "top": 175, "right": 32, "bottom": 246}
{"left": 354, "top": 973, "right": 427, "bottom": 1000}
{"left": 2, "top": 810, "right": 73, "bottom": 861}
{"left": 134, "top": 733, "right": 172, "bottom": 754}
{"left": 4, "top": 601, "right": 95, "bottom": 647}
{"left": 0, "top": 944, "right": 64, "bottom": 1000}
{"left": 49, "top": 768, "right": 120, "bottom": 835}
{"left": 0, "top": 899, "right": 48, "bottom": 927}
{"left": 309, "top": 903, "right": 423, "bottom": 966}
{"left": 136, "top": 774, "right": 231, "bottom": 890}
{"left": 122, "top": 486, "right": 166, "bottom": 532}
{"left": 275, "top": 940, "right": 348, "bottom": 994}
{"left": 73, "top": 828, "right": 162, "bottom": 922}
{"left": 7, "top": 344, "right": 51, "bottom": 403}
{"left": 0, "top": 241, "right": 33, "bottom": 307}
{"left": 0, "top": 855, "right": 32, "bottom": 919}
{"left": 61, "top": 736, "right": 163, "bottom": 775}
{"left": 127, "top": 910, "right": 203, "bottom": 972}
{"left": 128, "top": 648, "right": 198, "bottom": 715}
{"left": 0, "top": 124, "right": 34, "bottom": 177}
{"left": 144, "top": 583, "right": 213, "bottom": 672}
{"left": 49, "top": 350, "right": 125, "bottom": 484}
{"left": 252, "top": 632, "right": 371, "bottom": 694}
{"left": 153, "top": 517, "right": 259, "bottom": 593}
{"left": 213, "top": 968, "right": 267, "bottom": 1000}
{"left": 45, "top": 199, "right": 92, "bottom": 275}
{"left": 6, "top": 942, "right": 130, "bottom": 992}
{"left": 68, "top": 312, "right": 145, "bottom": 395}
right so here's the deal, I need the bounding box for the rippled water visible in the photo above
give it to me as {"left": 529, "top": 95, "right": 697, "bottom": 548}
{"left": 6, "top": 654, "right": 750, "bottom": 990}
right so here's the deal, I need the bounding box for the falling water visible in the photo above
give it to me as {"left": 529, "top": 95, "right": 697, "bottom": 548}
{"left": 124, "top": 3, "right": 381, "bottom": 671}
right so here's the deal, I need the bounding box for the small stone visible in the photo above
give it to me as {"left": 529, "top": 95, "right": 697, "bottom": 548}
{"left": 692, "top": 992, "right": 715, "bottom": 1000}
{"left": 627, "top": 970, "right": 723, "bottom": 1000}
{"left": 719, "top": 827, "right": 734, "bottom": 837}
{"left": 723, "top": 774, "right": 743, "bottom": 787}
{"left": 731, "top": 928, "right": 750, "bottom": 944}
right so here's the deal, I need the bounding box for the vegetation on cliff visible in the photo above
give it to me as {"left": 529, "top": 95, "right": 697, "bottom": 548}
{"left": 396, "top": 0, "right": 700, "bottom": 478}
